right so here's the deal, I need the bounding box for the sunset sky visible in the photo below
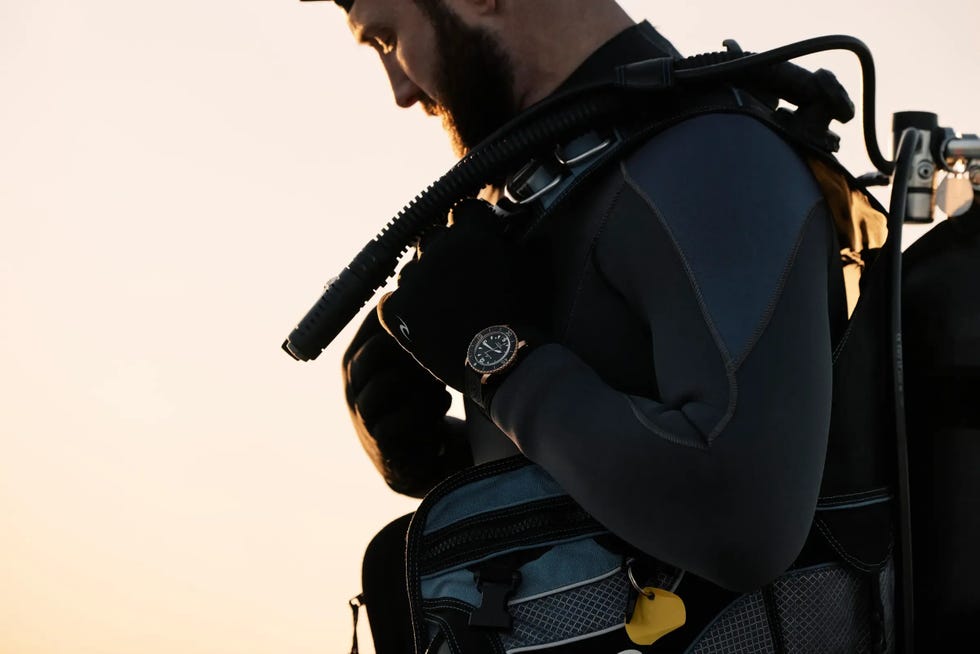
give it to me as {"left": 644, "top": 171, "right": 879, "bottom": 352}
{"left": 1, "top": 1, "right": 978, "bottom": 652}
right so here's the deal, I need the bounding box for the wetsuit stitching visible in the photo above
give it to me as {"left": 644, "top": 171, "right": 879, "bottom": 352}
{"left": 830, "top": 286, "right": 866, "bottom": 364}
{"left": 829, "top": 249, "right": 884, "bottom": 364}
{"left": 814, "top": 516, "right": 891, "bottom": 570}
{"left": 621, "top": 162, "right": 737, "bottom": 446}
{"left": 624, "top": 396, "right": 710, "bottom": 450}
{"left": 731, "top": 197, "right": 828, "bottom": 370}
{"left": 561, "top": 179, "right": 627, "bottom": 341}
{"left": 819, "top": 487, "right": 891, "bottom": 502}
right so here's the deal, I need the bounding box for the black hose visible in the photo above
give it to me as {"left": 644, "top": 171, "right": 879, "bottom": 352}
{"left": 887, "top": 127, "right": 918, "bottom": 653}
{"left": 282, "top": 91, "right": 628, "bottom": 361}
{"left": 283, "top": 35, "right": 895, "bottom": 361}
{"left": 672, "top": 35, "right": 892, "bottom": 175}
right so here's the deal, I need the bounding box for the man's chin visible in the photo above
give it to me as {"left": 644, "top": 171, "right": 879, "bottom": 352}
{"left": 419, "top": 104, "right": 465, "bottom": 156}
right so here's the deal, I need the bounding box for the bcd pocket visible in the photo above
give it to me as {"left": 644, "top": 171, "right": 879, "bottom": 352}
{"left": 405, "top": 456, "right": 683, "bottom": 654}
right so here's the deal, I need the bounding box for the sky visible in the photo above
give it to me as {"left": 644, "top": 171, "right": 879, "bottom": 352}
{"left": 1, "top": 1, "right": 977, "bottom": 652}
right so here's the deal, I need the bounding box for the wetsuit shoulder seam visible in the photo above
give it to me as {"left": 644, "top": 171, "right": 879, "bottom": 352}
{"left": 560, "top": 176, "right": 628, "bottom": 341}
{"left": 731, "top": 196, "right": 828, "bottom": 370}
{"left": 619, "top": 160, "right": 735, "bottom": 366}
{"left": 619, "top": 161, "right": 738, "bottom": 445}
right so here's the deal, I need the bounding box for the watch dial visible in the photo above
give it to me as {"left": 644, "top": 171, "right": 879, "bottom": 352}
{"left": 468, "top": 326, "right": 517, "bottom": 374}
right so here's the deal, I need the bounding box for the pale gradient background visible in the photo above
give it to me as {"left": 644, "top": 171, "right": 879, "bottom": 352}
{"left": 1, "top": 1, "right": 977, "bottom": 652}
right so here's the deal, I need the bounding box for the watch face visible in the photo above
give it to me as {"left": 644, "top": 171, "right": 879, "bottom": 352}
{"left": 467, "top": 326, "right": 517, "bottom": 374}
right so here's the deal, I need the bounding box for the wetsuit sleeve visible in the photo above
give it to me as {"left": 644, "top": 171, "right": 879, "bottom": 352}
{"left": 490, "top": 113, "right": 835, "bottom": 591}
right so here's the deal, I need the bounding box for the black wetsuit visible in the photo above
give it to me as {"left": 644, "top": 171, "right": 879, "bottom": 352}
{"left": 473, "top": 20, "right": 840, "bottom": 591}
{"left": 356, "top": 22, "right": 892, "bottom": 652}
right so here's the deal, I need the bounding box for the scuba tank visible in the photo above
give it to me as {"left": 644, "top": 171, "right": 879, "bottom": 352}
{"left": 898, "top": 112, "right": 980, "bottom": 647}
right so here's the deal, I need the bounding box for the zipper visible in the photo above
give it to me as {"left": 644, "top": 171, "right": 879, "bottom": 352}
{"left": 405, "top": 456, "right": 606, "bottom": 652}
{"left": 418, "top": 496, "right": 601, "bottom": 575}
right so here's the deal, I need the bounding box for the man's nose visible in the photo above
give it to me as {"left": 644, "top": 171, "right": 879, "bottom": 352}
{"left": 381, "top": 56, "right": 421, "bottom": 109}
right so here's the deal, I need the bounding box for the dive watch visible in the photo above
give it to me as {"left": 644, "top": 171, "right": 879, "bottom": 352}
{"left": 465, "top": 325, "right": 528, "bottom": 411}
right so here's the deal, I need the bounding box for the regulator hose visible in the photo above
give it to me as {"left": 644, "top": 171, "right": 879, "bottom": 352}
{"left": 282, "top": 90, "right": 628, "bottom": 361}
{"left": 887, "top": 127, "right": 919, "bottom": 651}
{"left": 282, "top": 35, "right": 890, "bottom": 361}
{"left": 671, "top": 35, "right": 892, "bottom": 175}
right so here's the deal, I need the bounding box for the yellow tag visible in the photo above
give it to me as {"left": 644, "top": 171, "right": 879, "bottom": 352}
{"left": 625, "top": 587, "right": 686, "bottom": 646}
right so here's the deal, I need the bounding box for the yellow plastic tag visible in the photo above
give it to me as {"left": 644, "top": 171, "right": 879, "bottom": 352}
{"left": 625, "top": 587, "right": 686, "bottom": 646}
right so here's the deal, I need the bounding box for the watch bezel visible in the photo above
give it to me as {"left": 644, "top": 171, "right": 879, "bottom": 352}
{"left": 466, "top": 325, "right": 519, "bottom": 375}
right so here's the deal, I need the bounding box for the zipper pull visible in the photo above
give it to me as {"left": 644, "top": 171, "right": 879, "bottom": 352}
{"left": 468, "top": 563, "right": 522, "bottom": 630}
{"left": 348, "top": 593, "right": 365, "bottom": 654}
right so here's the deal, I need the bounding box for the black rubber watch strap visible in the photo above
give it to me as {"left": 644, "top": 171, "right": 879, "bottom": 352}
{"left": 465, "top": 366, "right": 489, "bottom": 412}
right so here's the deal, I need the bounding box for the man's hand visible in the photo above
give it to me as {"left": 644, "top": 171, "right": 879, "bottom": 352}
{"left": 377, "top": 199, "right": 527, "bottom": 391}
{"left": 343, "top": 309, "right": 470, "bottom": 497}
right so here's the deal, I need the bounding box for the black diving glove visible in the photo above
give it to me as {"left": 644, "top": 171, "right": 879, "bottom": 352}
{"left": 343, "top": 309, "right": 472, "bottom": 497}
{"left": 377, "top": 199, "right": 531, "bottom": 392}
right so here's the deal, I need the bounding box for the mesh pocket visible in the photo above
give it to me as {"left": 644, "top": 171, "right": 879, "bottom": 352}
{"left": 878, "top": 558, "right": 895, "bottom": 654}
{"left": 688, "top": 591, "right": 776, "bottom": 654}
{"left": 688, "top": 562, "right": 892, "bottom": 654}
{"left": 499, "top": 571, "right": 629, "bottom": 651}
{"left": 770, "top": 563, "right": 872, "bottom": 652}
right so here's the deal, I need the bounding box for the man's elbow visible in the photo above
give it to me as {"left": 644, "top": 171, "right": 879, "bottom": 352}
{"left": 705, "top": 535, "right": 810, "bottom": 592}
{"left": 700, "top": 502, "right": 817, "bottom": 592}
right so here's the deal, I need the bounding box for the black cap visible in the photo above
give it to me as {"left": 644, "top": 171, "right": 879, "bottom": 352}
{"left": 300, "top": 0, "right": 354, "bottom": 10}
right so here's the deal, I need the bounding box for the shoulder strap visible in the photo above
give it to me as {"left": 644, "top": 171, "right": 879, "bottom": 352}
{"left": 497, "top": 85, "right": 795, "bottom": 242}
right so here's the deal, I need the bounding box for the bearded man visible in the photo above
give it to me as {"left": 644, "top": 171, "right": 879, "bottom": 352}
{"left": 303, "top": 1, "right": 898, "bottom": 652}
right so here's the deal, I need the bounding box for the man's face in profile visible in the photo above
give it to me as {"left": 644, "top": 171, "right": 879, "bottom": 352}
{"left": 348, "top": 0, "right": 519, "bottom": 156}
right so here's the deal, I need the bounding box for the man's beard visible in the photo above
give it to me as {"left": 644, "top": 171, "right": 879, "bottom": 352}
{"left": 415, "top": 0, "right": 519, "bottom": 157}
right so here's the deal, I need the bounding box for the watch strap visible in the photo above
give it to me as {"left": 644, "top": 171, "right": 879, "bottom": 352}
{"left": 466, "top": 341, "right": 530, "bottom": 413}
{"left": 465, "top": 366, "right": 490, "bottom": 412}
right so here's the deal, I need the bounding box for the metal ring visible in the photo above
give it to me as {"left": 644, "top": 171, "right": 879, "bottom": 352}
{"left": 626, "top": 558, "right": 655, "bottom": 598}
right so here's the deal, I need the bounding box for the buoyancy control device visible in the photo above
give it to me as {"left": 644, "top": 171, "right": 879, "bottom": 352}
{"left": 282, "top": 35, "right": 980, "bottom": 653}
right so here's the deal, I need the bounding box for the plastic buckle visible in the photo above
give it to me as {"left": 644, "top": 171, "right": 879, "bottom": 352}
{"left": 469, "top": 567, "right": 521, "bottom": 629}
